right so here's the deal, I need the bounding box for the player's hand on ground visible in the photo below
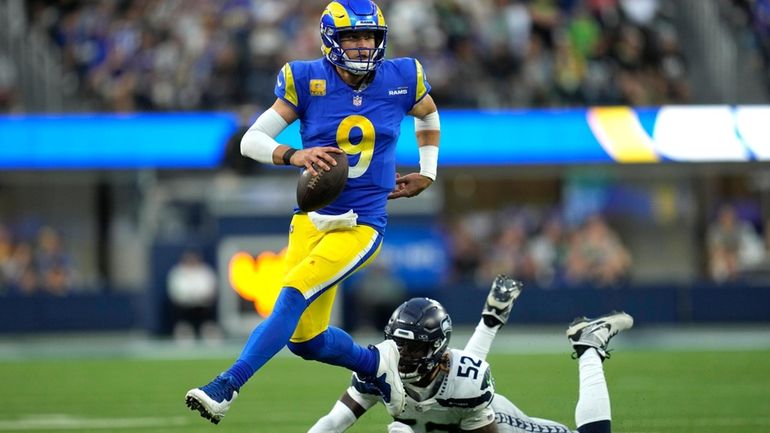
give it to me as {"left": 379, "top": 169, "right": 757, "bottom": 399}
{"left": 387, "top": 421, "right": 415, "bottom": 433}
{"left": 292, "top": 146, "right": 344, "bottom": 176}
{"left": 388, "top": 172, "right": 433, "bottom": 199}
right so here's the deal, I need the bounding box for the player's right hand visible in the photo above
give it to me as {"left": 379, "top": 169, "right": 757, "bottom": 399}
{"left": 388, "top": 172, "right": 433, "bottom": 199}
{"left": 387, "top": 421, "right": 415, "bottom": 433}
{"left": 293, "top": 146, "right": 344, "bottom": 176}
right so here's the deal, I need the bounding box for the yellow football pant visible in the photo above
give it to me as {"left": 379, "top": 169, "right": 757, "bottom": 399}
{"left": 283, "top": 214, "right": 382, "bottom": 342}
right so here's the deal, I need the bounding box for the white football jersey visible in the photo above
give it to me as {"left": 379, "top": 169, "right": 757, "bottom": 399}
{"left": 349, "top": 349, "right": 496, "bottom": 433}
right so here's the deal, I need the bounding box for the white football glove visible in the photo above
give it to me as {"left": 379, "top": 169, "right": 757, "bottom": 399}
{"left": 387, "top": 421, "right": 415, "bottom": 433}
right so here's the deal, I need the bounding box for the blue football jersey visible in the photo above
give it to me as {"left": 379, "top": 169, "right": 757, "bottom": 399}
{"left": 274, "top": 57, "right": 431, "bottom": 232}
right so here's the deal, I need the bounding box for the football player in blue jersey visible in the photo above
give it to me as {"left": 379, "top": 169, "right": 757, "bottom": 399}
{"left": 185, "top": 0, "right": 440, "bottom": 424}
{"left": 308, "top": 275, "right": 633, "bottom": 433}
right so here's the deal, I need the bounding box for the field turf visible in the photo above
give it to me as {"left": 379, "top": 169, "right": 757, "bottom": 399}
{"left": 1, "top": 350, "right": 768, "bottom": 432}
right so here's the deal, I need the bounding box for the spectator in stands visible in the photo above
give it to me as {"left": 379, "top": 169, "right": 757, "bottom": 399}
{"left": 565, "top": 214, "right": 631, "bottom": 287}
{"left": 528, "top": 214, "right": 568, "bottom": 288}
{"left": 706, "top": 204, "right": 765, "bottom": 283}
{"left": 166, "top": 250, "right": 219, "bottom": 343}
{"left": 446, "top": 216, "right": 485, "bottom": 283}
{"left": 480, "top": 220, "right": 535, "bottom": 284}
{"left": 0, "top": 224, "right": 11, "bottom": 294}
{"left": 4, "top": 242, "right": 36, "bottom": 295}
{"left": 35, "top": 226, "right": 73, "bottom": 295}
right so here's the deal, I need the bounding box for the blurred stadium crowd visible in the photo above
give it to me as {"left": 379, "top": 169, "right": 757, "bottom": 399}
{"left": 0, "top": 224, "right": 73, "bottom": 296}
{"left": 1, "top": 0, "right": 769, "bottom": 300}
{"left": 7, "top": 0, "right": 705, "bottom": 112}
{"left": 444, "top": 204, "right": 770, "bottom": 289}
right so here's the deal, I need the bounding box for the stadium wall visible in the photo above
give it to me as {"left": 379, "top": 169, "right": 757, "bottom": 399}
{"left": 1, "top": 283, "right": 768, "bottom": 334}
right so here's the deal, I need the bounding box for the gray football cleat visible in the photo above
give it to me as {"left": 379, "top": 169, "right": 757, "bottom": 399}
{"left": 482, "top": 275, "right": 523, "bottom": 327}
{"left": 566, "top": 311, "right": 633, "bottom": 360}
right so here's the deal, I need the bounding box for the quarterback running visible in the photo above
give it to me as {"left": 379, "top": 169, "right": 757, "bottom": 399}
{"left": 185, "top": 0, "right": 440, "bottom": 424}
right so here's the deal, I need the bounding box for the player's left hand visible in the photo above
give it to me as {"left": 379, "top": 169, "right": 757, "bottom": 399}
{"left": 387, "top": 173, "right": 433, "bottom": 200}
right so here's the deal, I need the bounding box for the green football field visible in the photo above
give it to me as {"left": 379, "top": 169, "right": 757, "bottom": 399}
{"left": 1, "top": 349, "right": 769, "bottom": 433}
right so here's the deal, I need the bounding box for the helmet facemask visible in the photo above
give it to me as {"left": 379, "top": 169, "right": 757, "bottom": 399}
{"left": 339, "top": 29, "right": 386, "bottom": 75}
{"left": 393, "top": 336, "right": 448, "bottom": 383}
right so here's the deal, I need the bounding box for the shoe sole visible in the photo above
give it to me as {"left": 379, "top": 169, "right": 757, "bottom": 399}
{"left": 566, "top": 311, "right": 633, "bottom": 340}
{"left": 185, "top": 390, "right": 224, "bottom": 425}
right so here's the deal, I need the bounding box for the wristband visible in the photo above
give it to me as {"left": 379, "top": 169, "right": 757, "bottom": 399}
{"left": 282, "top": 148, "right": 298, "bottom": 165}
{"left": 418, "top": 145, "right": 439, "bottom": 181}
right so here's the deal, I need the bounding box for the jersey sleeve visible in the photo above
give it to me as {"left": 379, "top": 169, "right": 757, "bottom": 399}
{"left": 346, "top": 385, "right": 381, "bottom": 411}
{"left": 274, "top": 62, "right": 303, "bottom": 115}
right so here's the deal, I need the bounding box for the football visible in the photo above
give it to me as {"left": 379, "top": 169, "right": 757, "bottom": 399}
{"left": 296, "top": 152, "right": 349, "bottom": 212}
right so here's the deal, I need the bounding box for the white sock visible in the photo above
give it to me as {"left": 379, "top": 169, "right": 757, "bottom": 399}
{"left": 575, "top": 348, "right": 611, "bottom": 427}
{"left": 463, "top": 320, "right": 498, "bottom": 360}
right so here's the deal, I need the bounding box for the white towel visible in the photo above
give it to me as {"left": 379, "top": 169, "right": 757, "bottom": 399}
{"left": 308, "top": 209, "right": 358, "bottom": 232}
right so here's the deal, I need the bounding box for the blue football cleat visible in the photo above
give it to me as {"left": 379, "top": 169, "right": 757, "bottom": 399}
{"left": 185, "top": 373, "right": 240, "bottom": 424}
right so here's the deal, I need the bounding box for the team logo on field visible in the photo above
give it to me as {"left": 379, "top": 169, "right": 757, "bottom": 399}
{"left": 310, "top": 79, "right": 326, "bottom": 96}
{"left": 388, "top": 87, "right": 408, "bottom": 96}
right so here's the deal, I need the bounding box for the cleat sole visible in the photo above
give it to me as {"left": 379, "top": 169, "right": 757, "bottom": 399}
{"left": 185, "top": 395, "right": 222, "bottom": 425}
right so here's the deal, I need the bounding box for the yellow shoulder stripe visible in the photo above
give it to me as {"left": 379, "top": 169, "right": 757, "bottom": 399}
{"left": 282, "top": 64, "right": 298, "bottom": 107}
{"left": 415, "top": 60, "right": 427, "bottom": 102}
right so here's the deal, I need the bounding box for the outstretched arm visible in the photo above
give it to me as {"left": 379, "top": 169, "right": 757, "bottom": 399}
{"left": 307, "top": 376, "right": 380, "bottom": 433}
{"left": 389, "top": 94, "right": 440, "bottom": 199}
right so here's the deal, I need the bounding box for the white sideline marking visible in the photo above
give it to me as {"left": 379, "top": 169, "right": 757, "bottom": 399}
{"left": 0, "top": 414, "right": 189, "bottom": 430}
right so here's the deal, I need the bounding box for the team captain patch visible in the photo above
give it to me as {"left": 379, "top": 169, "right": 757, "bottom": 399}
{"left": 310, "top": 79, "right": 326, "bottom": 96}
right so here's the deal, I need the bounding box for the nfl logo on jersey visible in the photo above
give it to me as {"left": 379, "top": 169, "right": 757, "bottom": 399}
{"left": 353, "top": 95, "right": 363, "bottom": 106}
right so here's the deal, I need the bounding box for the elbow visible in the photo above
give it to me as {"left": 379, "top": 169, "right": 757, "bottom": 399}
{"left": 239, "top": 131, "right": 250, "bottom": 157}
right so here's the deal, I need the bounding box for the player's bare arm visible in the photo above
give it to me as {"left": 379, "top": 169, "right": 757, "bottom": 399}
{"left": 340, "top": 391, "right": 368, "bottom": 417}
{"left": 389, "top": 94, "right": 440, "bottom": 200}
